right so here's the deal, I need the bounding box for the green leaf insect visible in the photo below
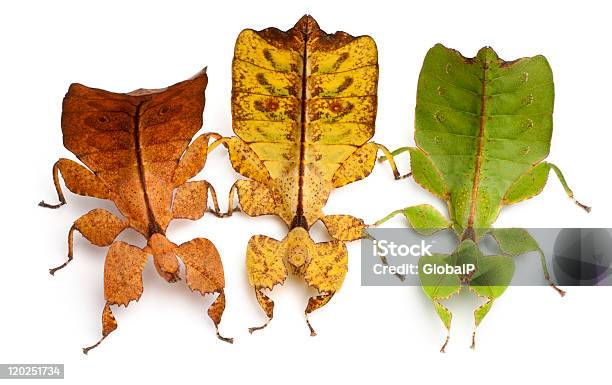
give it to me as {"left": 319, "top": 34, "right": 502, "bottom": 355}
{"left": 377, "top": 44, "right": 590, "bottom": 352}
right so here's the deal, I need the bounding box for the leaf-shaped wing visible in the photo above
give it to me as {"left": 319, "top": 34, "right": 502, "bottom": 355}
{"left": 61, "top": 70, "right": 208, "bottom": 235}
{"left": 231, "top": 15, "right": 379, "bottom": 228}
{"left": 415, "top": 44, "right": 554, "bottom": 236}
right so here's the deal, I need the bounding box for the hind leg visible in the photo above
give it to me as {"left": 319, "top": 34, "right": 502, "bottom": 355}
{"left": 39, "top": 158, "right": 109, "bottom": 208}
{"left": 51, "top": 209, "right": 127, "bottom": 275}
{"left": 83, "top": 241, "right": 148, "bottom": 354}
{"left": 245, "top": 235, "right": 288, "bottom": 333}
{"left": 176, "top": 237, "right": 232, "bottom": 343}
{"left": 418, "top": 253, "right": 461, "bottom": 352}
{"left": 469, "top": 255, "right": 514, "bottom": 349}
{"left": 82, "top": 303, "right": 117, "bottom": 354}
{"left": 303, "top": 240, "right": 348, "bottom": 336}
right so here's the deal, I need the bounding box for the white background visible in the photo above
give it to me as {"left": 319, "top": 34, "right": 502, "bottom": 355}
{"left": 1, "top": 0, "right": 610, "bottom": 384}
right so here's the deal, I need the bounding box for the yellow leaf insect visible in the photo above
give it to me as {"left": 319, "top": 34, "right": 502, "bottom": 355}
{"left": 210, "top": 15, "right": 401, "bottom": 335}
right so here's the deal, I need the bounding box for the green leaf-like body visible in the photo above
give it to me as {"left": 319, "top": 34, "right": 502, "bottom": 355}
{"left": 377, "top": 44, "right": 586, "bottom": 347}
{"left": 415, "top": 44, "right": 554, "bottom": 238}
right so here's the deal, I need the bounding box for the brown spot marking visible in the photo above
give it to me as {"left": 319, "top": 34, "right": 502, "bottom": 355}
{"left": 336, "top": 77, "right": 353, "bottom": 93}
{"left": 263, "top": 98, "right": 280, "bottom": 111}
{"left": 263, "top": 49, "right": 275, "bottom": 66}
{"left": 434, "top": 110, "right": 446, "bottom": 123}
{"left": 311, "top": 85, "right": 324, "bottom": 97}
{"left": 287, "top": 84, "right": 298, "bottom": 96}
{"left": 332, "top": 52, "right": 349, "bottom": 71}
{"left": 256, "top": 73, "right": 270, "bottom": 86}
{"left": 329, "top": 101, "right": 343, "bottom": 113}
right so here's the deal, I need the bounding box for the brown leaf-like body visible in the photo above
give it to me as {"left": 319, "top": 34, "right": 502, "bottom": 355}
{"left": 42, "top": 69, "right": 231, "bottom": 351}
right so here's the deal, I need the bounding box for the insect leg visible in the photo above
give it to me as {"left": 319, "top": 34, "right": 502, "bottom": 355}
{"left": 374, "top": 143, "right": 408, "bottom": 179}
{"left": 82, "top": 303, "right": 117, "bottom": 354}
{"left": 303, "top": 240, "right": 348, "bottom": 336}
{"left": 245, "top": 235, "right": 287, "bottom": 334}
{"left": 373, "top": 209, "right": 407, "bottom": 226}
{"left": 50, "top": 209, "right": 127, "bottom": 275}
{"left": 470, "top": 299, "right": 493, "bottom": 350}
{"left": 503, "top": 162, "right": 590, "bottom": 212}
{"left": 248, "top": 289, "right": 275, "bottom": 334}
{"left": 172, "top": 133, "right": 223, "bottom": 187}
{"left": 377, "top": 146, "right": 410, "bottom": 162}
{"left": 547, "top": 163, "right": 591, "bottom": 212}
{"left": 83, "top": 242, "right": 148, "bottom": 354}
{"left": 304, "top": 292, "right": 336, "bottom": 336}
{"left": 320, "top": 214, "right": 367, "bottom": 241}
{"left": 176, "top": 238, "right": 232, "bottom": 343}
{"left": 205, "top": 181, "right": 222, "bottom": 216}
{"left": 331, "top": 142, "right": 380, "bottom": 188}
{"left": 234, "top": 180, "right": 278, "bottom": 217}
{"left": 433, "top": 300, "right": 453, "bottom": 353}
{"left": 39, "top": 159, "right": 109, "bottom": 208}
{"left": 49, "top": 224, "right": 75, "bottom": 275}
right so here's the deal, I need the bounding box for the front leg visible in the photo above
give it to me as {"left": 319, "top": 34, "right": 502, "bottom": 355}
{"left": 332, "top": 142, "right": 404, "bottom": 189}
{"left": 39, "top": 158, "right": 110, "bottom": 208}
{"left": 172, "top": 132, "right": 222, "bottom": 187}
{"left": 50, "top": 209, "right": 127, "bottom": 275}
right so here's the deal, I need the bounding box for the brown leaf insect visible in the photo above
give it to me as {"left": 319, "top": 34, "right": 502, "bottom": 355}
{"left": 40, "top": 69, "right": 232, "bottom": 353}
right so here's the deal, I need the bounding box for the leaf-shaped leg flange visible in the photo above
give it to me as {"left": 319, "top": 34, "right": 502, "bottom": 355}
{"left": 490, "top": 228, "right": 565, "bottom": 296}
{"left": 503, "top": 162, "right": 590, "bottom": 213}
{"left": 83, "top": 241, "right": 148, "bottom": 354}
{"left": 303, "top": 240, "right": 348, "bottom": 336}
{"left": 172, "top": 180, "right": 221, "bottom": 221}
{"left": 331, "top": 142, "right": 403, "bottom": 188}
{"left": 321, "top": 214, "right": 367, "bottom": 241}
{"left": 245, "top": 235, "right": 288, "bottom": 334}
{"left": 419, "top": 253, "right": 461, "bottom": 353}
{"left": 50, "top": 209, "right": 127, "bottom": 275}
{"left": 39, "top": 158, "right": 110, "bottom": 209}
{"left": 469, "top": 255, "right": 514, "bottom": 349}
{"left": 176, "top": 237, "right": 233, "bottom": 343}
{"left": 230, "top": 180, "right": 278, "bottom": 218}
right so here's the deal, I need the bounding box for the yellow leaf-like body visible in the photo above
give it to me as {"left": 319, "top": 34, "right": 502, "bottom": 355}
{"left": 231, "top": 15, "right": 379, "bottom": 229}
{"left": 229, "top": 16, "right": 387, "bottom": 332}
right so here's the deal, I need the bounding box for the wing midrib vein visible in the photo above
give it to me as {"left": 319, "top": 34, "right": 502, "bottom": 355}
{"left": 291, "top": 26, "right": 311, "bottom": 230}
{"left": 134, "top": 101, "right": 163, "bottom": 235}
{"left": 466, "top": 61, "right": 488, "bottom": 234}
